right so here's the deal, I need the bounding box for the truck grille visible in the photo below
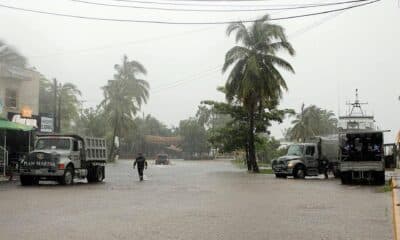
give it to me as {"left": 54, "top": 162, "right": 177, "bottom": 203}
{"left": 22, "top": 152, "right": 56, "bottom": 169}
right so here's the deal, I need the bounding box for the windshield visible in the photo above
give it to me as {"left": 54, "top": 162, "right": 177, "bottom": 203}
{"left": 35, "top": 138, "right": 71, "bottom": 150}
{"left": 287, "top": 145, "right": 304, "bottom": 156}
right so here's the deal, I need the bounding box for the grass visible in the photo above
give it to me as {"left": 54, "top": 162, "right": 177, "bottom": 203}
{"left": 231, "top": 159, "right": 246, "bottom": 169}
{"left": 231, "top": 159, "right": 273, "bottom": 174}
{"left": 259, "top": 168, "right": 273, "bottom": 174}
{"left": 382, "top": 181, "right": 393, "bottom": 192}
{"left": 374, "top": 181, "right": 393, "bottom": 193}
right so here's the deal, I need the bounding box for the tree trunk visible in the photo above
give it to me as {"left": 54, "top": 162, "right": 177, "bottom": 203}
{"left": 108, "top": 122, "right": 118, "bottom": 162}
{"left": 245, "top": 143, "right": 251, "bottom": 171}
{"left": 248, "top": 109, "right": 259, "bottom": 173}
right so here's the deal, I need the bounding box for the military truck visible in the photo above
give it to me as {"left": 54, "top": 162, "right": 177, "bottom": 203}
{"left": 19, "top": 134, "right": 107, "bottom": 185}
{"left": 271, "top": 136, "right": 339, "bottom": 178}
{"left": 339, "top": 130, "right": 385, "bottom": 185}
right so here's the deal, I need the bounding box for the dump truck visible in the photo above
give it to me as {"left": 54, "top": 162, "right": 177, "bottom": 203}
{"left": 339, "top": 130, "right": 385, "bottom": 185}
{"left": 19, "top": 134, "right": 107, "bottom": 185}
{"left": 271, "top": 136, "right": 339, "bottom": 178}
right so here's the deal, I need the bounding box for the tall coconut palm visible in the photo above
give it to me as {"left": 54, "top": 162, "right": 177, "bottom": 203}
{"left": 57, "top": 83, "right": 82, "bottom": 132}
{"left": 223, "top": 14, "right": 295, "bottom": 172}
{"left": 0, "top": 40, "right": 26, "bottom": 67}
{"left": 101, "top": 55, "right": 149, "bottom": 161}
{"left": 288, "top": 104, "right": 337, "bottom": 142}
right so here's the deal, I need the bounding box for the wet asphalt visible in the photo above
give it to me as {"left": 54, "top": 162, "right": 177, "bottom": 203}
{"left": 0, "top": 159, "right": 393, "bottom": 240}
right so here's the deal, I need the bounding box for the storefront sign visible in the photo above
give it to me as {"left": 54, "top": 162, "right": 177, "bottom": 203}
{"left": 40, "top": 116, "right": 54, "bottom": 133}
{"left": 12, "top": 114, "right": 38, "bottom": 128}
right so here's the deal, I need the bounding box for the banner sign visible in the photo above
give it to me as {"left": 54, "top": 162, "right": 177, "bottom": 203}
{"left": 40, "top": 117, "right": 54, "bottom": 133}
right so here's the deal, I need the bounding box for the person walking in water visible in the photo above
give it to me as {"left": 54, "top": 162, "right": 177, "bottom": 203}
{"left": 133, "top": 153, "right": 147, "bottom": 181}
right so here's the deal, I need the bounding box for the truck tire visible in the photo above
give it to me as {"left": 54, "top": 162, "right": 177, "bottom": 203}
{"left": 374, "top": 171, "right": 385, "bottom": 185}
{"left": 293, "top": 165, "right": 306, "bottom": 179}
{"left": 95, "top": 166, "right": 104, "bottom": 182}
{"left": 59, "top": 166, "right": 74, "bottom": 185}
{"left": 20, "top": 175, "right": 34, "bottom": 186}
{"left": 87, "top": 166, "right": 104, "bottom": 183}
{"left": 341, "top": 172, "right": 352, "bottom": 185}
{"left": 87, "top": 166, "right": 96, "bottom": 183}
{"left": 275, "top": 173, "right": 287, "bottom": 178}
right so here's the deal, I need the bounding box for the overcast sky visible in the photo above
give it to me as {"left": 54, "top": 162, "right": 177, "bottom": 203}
{"left": 1, "top": 0, "right": 399, "bottom": 141}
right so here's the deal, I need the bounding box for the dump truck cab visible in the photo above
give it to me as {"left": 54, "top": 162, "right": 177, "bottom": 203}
{"left": 20, "top": 134, "right": 106, "bottom": 185}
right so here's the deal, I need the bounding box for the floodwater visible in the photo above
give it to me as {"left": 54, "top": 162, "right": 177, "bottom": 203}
{"left": 0, "top": 159, "right": 393, "bottom": 240}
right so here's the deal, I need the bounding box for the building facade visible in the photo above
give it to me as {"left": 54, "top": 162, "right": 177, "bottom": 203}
{"left": 0, "top": 63, "right": 40, "bottom": 120}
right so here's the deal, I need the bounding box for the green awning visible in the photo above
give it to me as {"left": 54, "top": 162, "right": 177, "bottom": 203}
{"left": 0, "top": 118, "right": 34, "bottom": 131}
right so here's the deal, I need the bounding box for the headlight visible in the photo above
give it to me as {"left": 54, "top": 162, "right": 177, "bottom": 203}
{"left": 287, "top": 162, "right": 295, "bottom": 168}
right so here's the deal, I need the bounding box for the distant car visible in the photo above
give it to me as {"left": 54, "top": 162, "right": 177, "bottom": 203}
{"left": 155, "top": 154, "right": 170, "bottom": 165}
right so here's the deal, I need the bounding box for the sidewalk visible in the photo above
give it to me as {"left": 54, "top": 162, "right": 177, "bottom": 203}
{"left": 0, "top": 175, "right": 17, "bottom": 183}
{"left": 0, "top": 175, "right": 9, "bottom": 183}
{"left": 391, "top": 169, "right": 400, "bottom": 240}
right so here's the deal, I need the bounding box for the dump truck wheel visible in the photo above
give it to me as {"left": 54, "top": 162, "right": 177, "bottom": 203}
{"left": 59, "top": 166, "right": 74, "bottom": 185}
{"left": 87, "top": 166, "right": 96, "bottom": 183}
{"left": 20, "top": 175, "right": 33, "bottom": 186}
{"left": 96, "top": 166, "right": 104, "bottom": 182}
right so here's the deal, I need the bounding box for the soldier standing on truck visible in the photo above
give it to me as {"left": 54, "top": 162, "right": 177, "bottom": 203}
{"left": 133, "top": 153, "right": 147, "bottom": 181}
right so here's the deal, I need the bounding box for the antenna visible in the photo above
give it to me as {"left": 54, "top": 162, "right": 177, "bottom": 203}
{"left": 347, "top": 88, "right": 368, "bottom": 116}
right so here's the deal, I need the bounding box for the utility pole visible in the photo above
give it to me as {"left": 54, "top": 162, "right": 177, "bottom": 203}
{"left": 53, "top": 78, "right": 58, "bottom": 133}
{"left": 57, "top": 83, "right": 62, "bottom": 133}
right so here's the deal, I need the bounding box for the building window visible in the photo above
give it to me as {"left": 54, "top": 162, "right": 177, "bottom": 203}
{"left": 5, "top": 88, "right": 17, "bottom": 108}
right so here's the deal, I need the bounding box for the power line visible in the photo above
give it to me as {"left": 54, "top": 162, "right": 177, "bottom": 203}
{"left": 77, "top": 8, "right": 356, "bottom": 102}
{"left": 152, "top": 10, "right": 355, "bottom": 93}
{"left": 107, "top": 0, "right": 311, "bottom": 7}
{"left": 0, "top": 0, "right": 381, "bottom": 24}
{"left": 70, "top": 0, "right": 371, "bottom": 12}
{"left": 30, "top": 26, "right": 216, "bottom": 58}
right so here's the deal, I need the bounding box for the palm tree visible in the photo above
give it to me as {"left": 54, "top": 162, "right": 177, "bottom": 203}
{"left": 288, "top": 104, "right": 337, "bottom": 142}
{"left": 57, "top": 83, "right": 82, "bottom": 132}
{"left": 0, "top": 40, "right": 26, "bottom": 67}
{"left": 101, "top": 55, "right": 149, "bottom": 161}
{"left": 223, "top": 14, "right": 295, "bottom": 172}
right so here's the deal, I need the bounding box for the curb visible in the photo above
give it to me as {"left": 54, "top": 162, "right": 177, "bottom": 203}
{"left": 392, "top": 177, "right": 400, "bottom": 240}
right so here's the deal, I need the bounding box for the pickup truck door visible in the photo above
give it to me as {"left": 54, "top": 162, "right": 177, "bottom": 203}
{"left": 305, "top": 145, "right": 318, "bottom": 169}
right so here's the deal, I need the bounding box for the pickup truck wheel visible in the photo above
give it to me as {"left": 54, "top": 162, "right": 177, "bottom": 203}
{"left": 20, "top": 175, "right": 33, "bottom": 186}
{"left": 293, "top": 165, "right": 306, "bottom": 179}
{"left": 59, "top": 166, "right": 74, "bottom": 185}
{"left": 275, "top": 173, "right": 287, "bottom": 178}
{"left": 341, "top": 172, "right": 351, "bottom": 185}
{"left": 333, "top": 169, "right": 341, "bottom": 178}
{"left": 374, "top": 171, "right": 385, "bottom": 185}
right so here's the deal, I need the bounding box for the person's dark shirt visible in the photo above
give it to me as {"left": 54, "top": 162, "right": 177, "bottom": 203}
{"left": 134, "top": 156, "right": 147, "bottom": 169}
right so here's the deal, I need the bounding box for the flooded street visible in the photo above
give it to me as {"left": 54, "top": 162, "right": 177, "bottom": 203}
{"left": 0, "top": 159, "right": 393, "bottom": 240}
